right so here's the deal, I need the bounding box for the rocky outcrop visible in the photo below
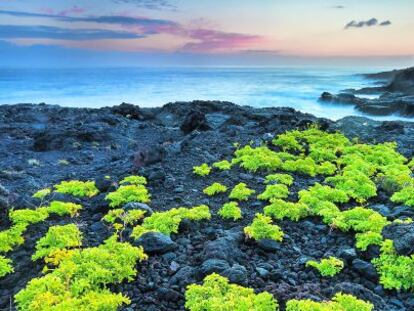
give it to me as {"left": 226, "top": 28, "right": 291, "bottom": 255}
{"left": 320, "top": 67, "right": 414, "bottom": 117}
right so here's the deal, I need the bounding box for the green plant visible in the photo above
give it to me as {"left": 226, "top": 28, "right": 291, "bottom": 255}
{"left": 0, "top": 225, "right": 26, "bottom": 253}
{"left": 264, "top": 199, "right": 309, "bottom": 221}
{"left": 316, "top": 161, "right": 337, "bottom": 175}
{"left": 355, "top": 231, "right": 384, "bottom": 251}
{"left": 131, "top": 205, "right": 211, "bottom": 239}
{"left": 326, "top": 170, "right": 376, "bottom": 203}
{"left": 306, "top": 257, "right": 344, "bottom": 277}
{"left": 212, "top": 160, "right": 232, "bottom": 170}
{"left": 372, "top": 239, "right": 414, "bottom": 290}
{"left": 258, "top": 184, "right": 289, "bottom": 202}
{"left": 390, "top": 186, "right": 414, "bottom": 207}
{"left": 273, "top": 131, "right": 302, "bottom": 152}
{"left": 218, "top": 202, "right": 242, "bottom": 220}
{"left": 15, "top": 235, "right": 147, "bottom": 311}
{"left": 299, "top": 183, "right": 349, "bottom": 205}
{"left": 105, "top": 184, "right": 150, "bottom": 208}
{"left": 185, "top": 273, "right": 278, "bottom": 311}
{"left": 32, "top": 224, "right": 83, "bottom": 260}
{"left": 120, "top": 175, "right": 147, "bottom": 186}
{"left": 32, "top": 188, "right": 51, "bottom": 200}
{"left": 46, "top": 201, "right": 82, "bottom": 217}
{"left": 408, "top": 158, "right": 414, "bottom": 170}
{"left": 264, "top": 174, "right": 294, "bottom": 186}
{"left": 229, "top": 183, "right": 255, "bottom": 201}
{"left": 233, "top": 145, "right": 283, "bottom": 172}
{"left": 9, "top": 208, "right": 49, "bottom": 226}
{"left": 282, "top": 158, "right": 318, "bottom": 176}
{"left": 203, "top": 182, "right": 228, "bottom": 196}
{"left": 286, "top": 292, "right": 373, "bottom": 311}
{"left": 244, "top": 214, "right": 284, "bottom": 242}
{"left": 193, "top": 163, "right": 211, "bottom": 176}
{"left": 54, "top": 180, "right": 99, "bottom": 198}
{"left": 103, "top": 209, "right": 146, "bottom": 225}
{"left": 330, "top": 206, "right": 389, "bottom": 250}
{"left": 0, "top": 255, "right": 13, "bottom": 278}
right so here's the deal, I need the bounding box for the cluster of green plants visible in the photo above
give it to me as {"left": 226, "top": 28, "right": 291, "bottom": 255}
{"left": 306, "top": 257, "right": 344, "bottom": 277}
{"left": 0, "top": 255, "right": 13, "bottom": 278}
{"left": 15, "top": 235, "right": 147, "bottom": 311}
{"left": 131, "top": 205, "right": 211, "bottom": 239}
{"left": 218, "top": 202, "right": 242, "bottom": 220}
{"left": 193, "top": 163, "right": 212, "bottom": 176}
{"left": 233, "top": 145, "right": 283, "bottom": 172}
{"left": 331, "top": 206, "right": 389, "bottom": 251}
{"left": 286, "top": 292, "right": 373, "bottom": 311}
{"left": 282, "top": 158, "right": 335, "bottom": 177}
{"left": 391, "top": 186, "right": 414, "bottom": 207}
{"left": 185, "top": 274, "right": 373, "bottom": 311}
{"left": 264, "top": 173, "right": 294, "bottom": 186}
{"left": 229, "top": 183, "right": 255, "bottom": 201}
{"left": 372, "top": 239, "right": 414, "bottom": 290}
{"left": 203, "top": 182, "right": 228, "bottom": 196}
{"left": 106, "top": 184, "right": 150, "bottom": 208}
{"left": 244, "top": 213, "right": 284, "bottom": 242}
{"left": 32, "top": 224, "right": 83, "bottom": 261}
{"left": 119, "top": 175, "right": 147, "bottom": 186}
{"left": 258, "top": 184, "right": 289, "bottom": 202}
{"left": 46, "top": 201, "right": 82, "bottom": 217}
{"left": 212, "top": 160, "right": 232, "bottom": 170}
{"left": 0, "top": 201, "right": 82, "bottom": 254}
{"left": 185, "top": 273, "right": 278, "bottom": 311}
{"left": 54, "top": 180, "right": 99, "bottom": 198}
{"left": 264, "top": 199, "right": 309, "bottom": 222}
{"left": 326, "top": 170, "right": 377, "bottom": 203}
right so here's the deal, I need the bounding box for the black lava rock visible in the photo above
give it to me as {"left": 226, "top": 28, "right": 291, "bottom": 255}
{"left": 382, "top": 222, "right": 414, "bottom": 255}
{"left": 180, "top": 110, "right": 211, "bottom": 134}
{"left": 352, "top": 259, "right": 378, "bottom": 282}
{"left": 134, "top": 232, "right": 177, "bottom": 254}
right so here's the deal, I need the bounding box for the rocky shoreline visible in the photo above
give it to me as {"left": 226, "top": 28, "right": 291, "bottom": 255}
{"left": 1, "top": 101, "right": 414, "bottom": 310}
{"left": 320, "top": 66, "right": 414, "bottom": 117}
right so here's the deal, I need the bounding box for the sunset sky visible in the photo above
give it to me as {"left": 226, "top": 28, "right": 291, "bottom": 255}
{"left": 0, "top": 0, "right": 413, "bottom": 67}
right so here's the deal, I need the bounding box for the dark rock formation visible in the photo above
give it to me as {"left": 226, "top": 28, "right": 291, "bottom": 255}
{"left": 320, "top": 67, "right": 414, "bottom": 117}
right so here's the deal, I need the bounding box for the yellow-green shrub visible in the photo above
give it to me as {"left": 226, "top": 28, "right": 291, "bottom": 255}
{"left": 54, "top": 180, "right": 99, "bottom": 197}
{"left": 229, "top": 183, "right": 255, "bottom": 201}
{"left": 306, "top": 257, "right": 344, "bottom": 277}
{"left": 105, "top": 184, "right": 150, "bottom": 208}
{"left": 286, "top": 293, "right": 373, "bottom": 311}
{"left": 218, "top": 202, "right": 242, "bottom": 220}
{"left": 244, "top": 214, "right": 284, "bottom": 242}
{"left": 185, "top": 273, "right": 278, "bottom": 311}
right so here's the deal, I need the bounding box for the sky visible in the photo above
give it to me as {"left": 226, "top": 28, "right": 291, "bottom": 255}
{"left": 0, "top": 0, "right": 413, "bottom": 67}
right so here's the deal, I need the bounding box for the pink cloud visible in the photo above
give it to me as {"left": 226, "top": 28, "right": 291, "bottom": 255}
{"left": 180, "top": 29, "right": 263, "bottom": 52}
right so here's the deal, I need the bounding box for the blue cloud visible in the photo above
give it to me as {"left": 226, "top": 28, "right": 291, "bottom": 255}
{"left": 0, "top": 10, "right": 178, "bottom": 34}
{"left": 0, "top": 25, "right": 143, "bottom": 40}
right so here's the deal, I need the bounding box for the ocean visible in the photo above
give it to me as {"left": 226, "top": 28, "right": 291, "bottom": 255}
{"left": 0, "top": 66, "right": 406, "bottom": 120}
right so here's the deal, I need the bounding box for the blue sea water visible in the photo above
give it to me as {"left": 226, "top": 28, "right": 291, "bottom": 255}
{"left": 0, "top": 66, "right": 408, "bottom": 120}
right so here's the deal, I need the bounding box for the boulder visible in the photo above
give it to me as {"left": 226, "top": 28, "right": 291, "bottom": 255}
{"left": 352, "top": 259, "right": 378, "bottom": 282}
{"left": 382, "top": 223, "right": 414, "bottom": 255}
{"left": 180, "top": 110, "right": 211, "bottom": 134}
{"left": 111, "top": 103, "right": 144, "bottom": 120}
{"left": 134, "top": 232, "right": 177, "bottom": 254}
